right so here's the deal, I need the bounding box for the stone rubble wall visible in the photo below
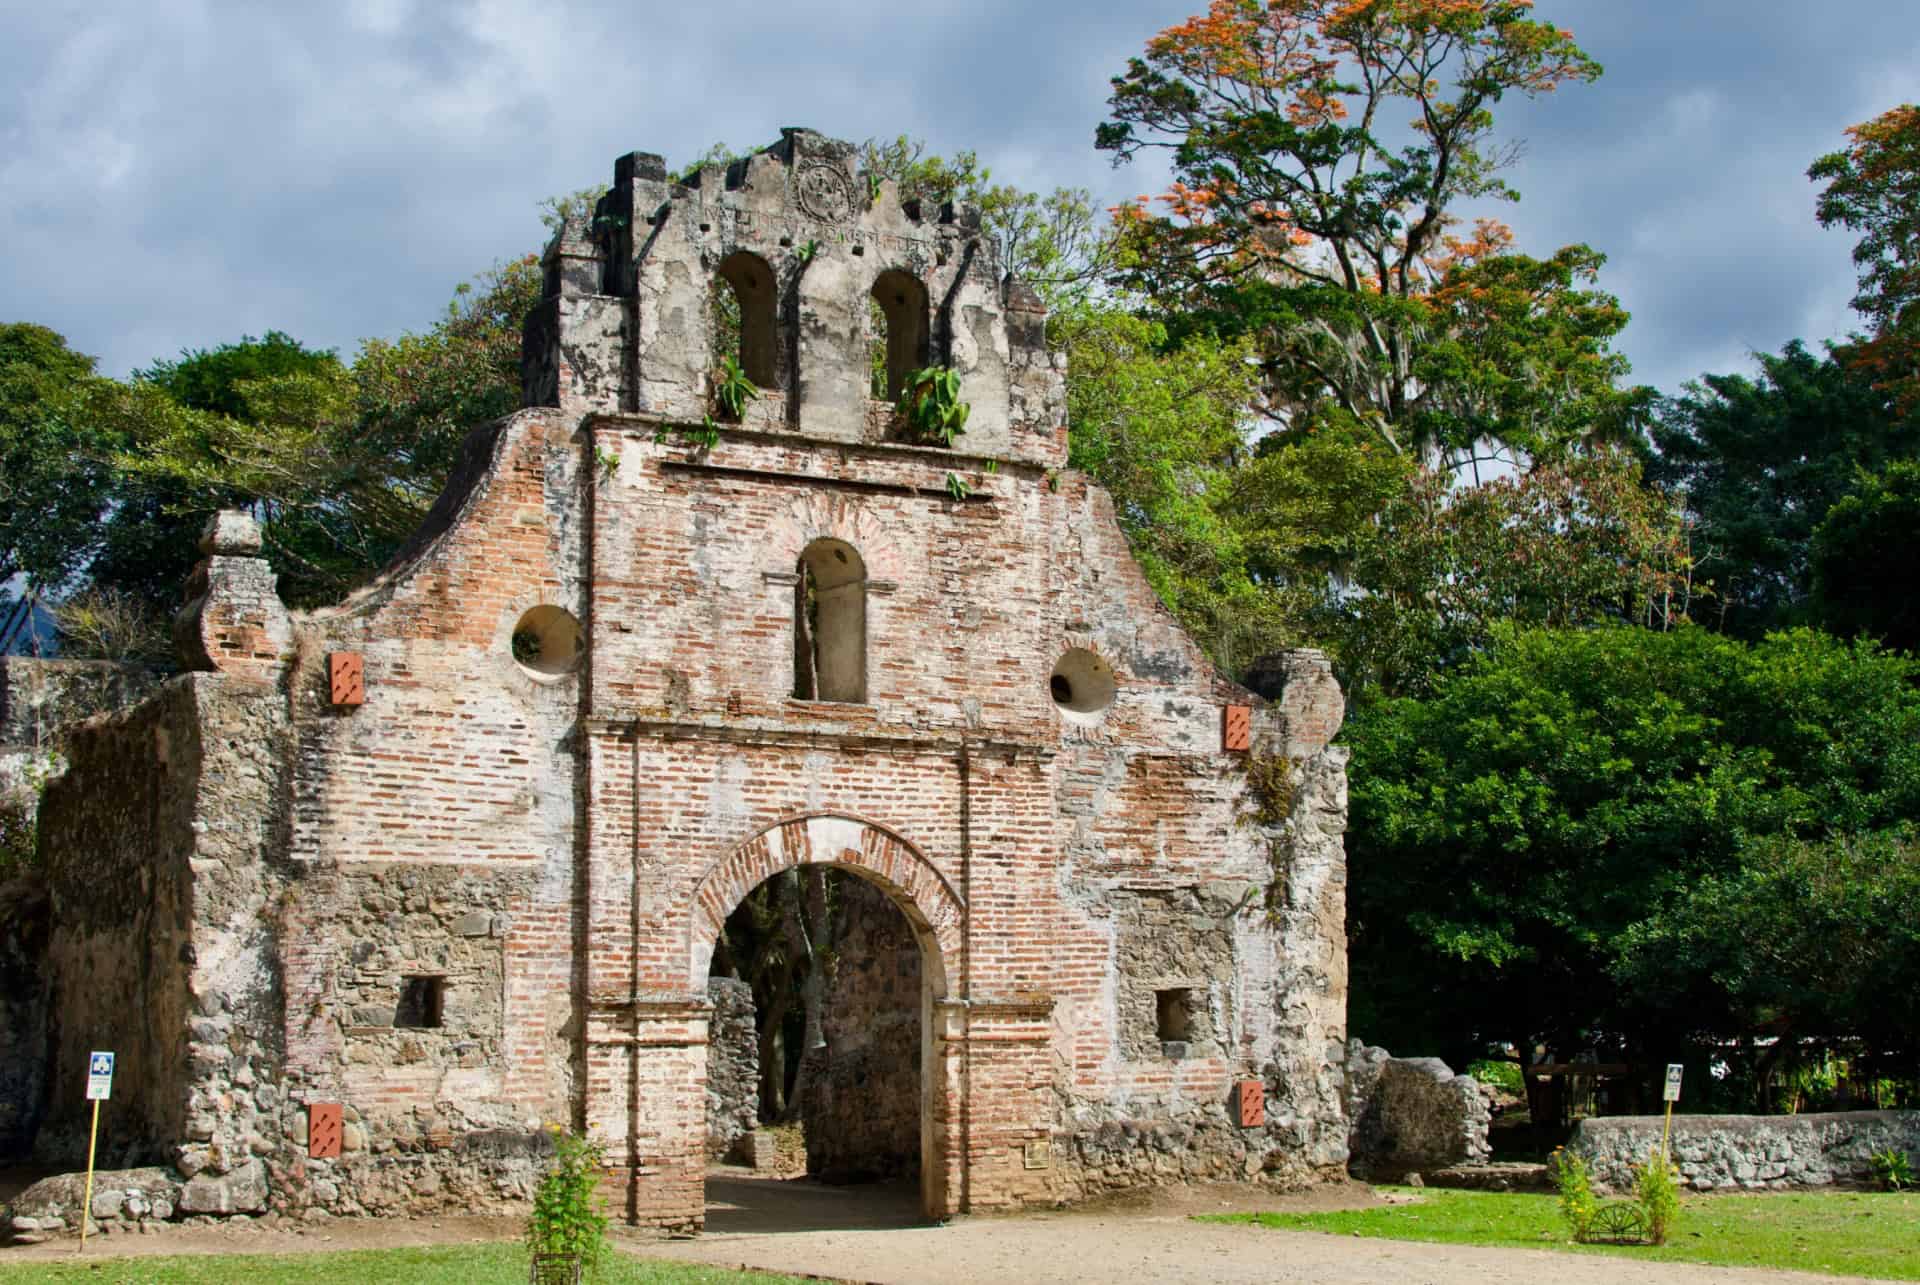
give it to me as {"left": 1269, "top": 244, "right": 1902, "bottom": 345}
{"left": 1060, "top": 740, "right": 1353, "bottom": 1197}
{"left": 799, "top": 875, "right": 922, "bottom": 1182}
{"left": 0, "top": 880, "right": 51, "bottom": 1160}
{"left": 1572, "top": 1110, "right": 1920, "bottom": 1192}
{"left": 32, "top": 678, "right": 207, "bottom": 1169}
{"left": 705, "top": 978, "right": 758, "bottom": 1161}
{"left": 1344, "top": 1042, "right": 1491, "bottom": 1180}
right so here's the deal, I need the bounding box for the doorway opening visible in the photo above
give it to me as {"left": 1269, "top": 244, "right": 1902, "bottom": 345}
{"left": 703, "top": 865, "right": 927, "bottom": 1230}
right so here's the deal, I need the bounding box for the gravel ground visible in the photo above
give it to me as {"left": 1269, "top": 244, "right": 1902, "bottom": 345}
{"left": 626, "top": 1174, "right": 1892, "bottom": 1285}
{"left": 0, "top": 1172, "right": 1891, "bottom": 1284}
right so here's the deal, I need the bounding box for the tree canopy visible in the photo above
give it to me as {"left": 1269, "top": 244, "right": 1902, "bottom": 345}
{"left": 1811, "top": 102, "right": 1920, "bottom": 412}
{"left": 1096, "top": 0, "right": 1642, "bottom": 466}
{"left": 1345, "top": 624, "right": 1920, "bottom": 1070}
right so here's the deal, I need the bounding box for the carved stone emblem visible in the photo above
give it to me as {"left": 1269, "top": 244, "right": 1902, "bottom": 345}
{"left": 795, "top": 162, "right": 856, "bottom": 222}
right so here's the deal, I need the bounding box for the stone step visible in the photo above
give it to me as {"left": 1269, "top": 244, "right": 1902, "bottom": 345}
{"left": 1420, "top": 1161, "right": 1553, "bottom": 1192}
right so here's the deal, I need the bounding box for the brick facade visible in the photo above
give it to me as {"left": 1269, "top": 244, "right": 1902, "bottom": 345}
{"left": 25, "top": 129, "right": 1352, "bottom": 1234}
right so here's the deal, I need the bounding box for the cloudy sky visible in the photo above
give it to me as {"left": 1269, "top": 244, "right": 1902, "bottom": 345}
{"left": 3, "top": 0, "right": 1915, "bottom": 398}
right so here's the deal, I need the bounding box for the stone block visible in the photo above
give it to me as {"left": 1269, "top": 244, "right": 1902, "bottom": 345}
{"left": 179, "top": 1158, "right": 268, "bottom": 1214}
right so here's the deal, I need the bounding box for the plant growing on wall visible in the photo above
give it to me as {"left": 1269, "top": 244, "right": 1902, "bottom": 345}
{"left": 1236, "top": 750, "right": 1296, "bottom": 922}
{"left": 896, "top": 366, "right": 970, "bottom": 447}
{"left": 713, "top": 354, "right": 757, "bottom": 422}
{"left": 0, "top": 752, "right": 55, "bottom": 880}
{"left": 526, "top": 1128, "right": 608, "bottom": 1275}
{"left": 1870, "top": 1147, "right": 1914, "bottom": 1191}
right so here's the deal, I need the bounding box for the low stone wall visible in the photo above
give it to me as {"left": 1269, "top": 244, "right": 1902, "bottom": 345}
{"left": 1572, "top": 1110, "right": 1920, "bottom": 1192}
{"left": 0, "top": 658, "right": 170, "bottom": 749}
{"left": 706, "top": 978, "right": 758, "bottom": 1160}
{"left": 1345, "top": 1042, "right": 1490, "bottom": 1181}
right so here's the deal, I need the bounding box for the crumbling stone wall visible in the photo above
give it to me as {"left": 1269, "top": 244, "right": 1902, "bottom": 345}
{"left": 800, "top": 875, "right": 921, "bottom": 1182}
{"left": 34, "top": 672, "right": 293, "bottom": 1209}
{"left": 0, "top": 880, "right": 51, "bottom": 1161}
{"left": 705, "top": 978, "right": 757, "bottom": 1160}
{"left": 1573, "top": 1110, "right": 1920, "bottom": 1192}
{"left": 33, "top": 679, "right": 204, "bottom": 1168}
{"left": 1344, "top": 1042, "right": 1491, "bottom": 1180}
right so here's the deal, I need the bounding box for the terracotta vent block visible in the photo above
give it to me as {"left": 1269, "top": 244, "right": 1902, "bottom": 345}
{"left": 1223, "top": 704, "right": 1251, "bottom": 752}
{"left": 1235, "top": 1079, "right": 1266, "bottom": 1128}
{"left": 308, "top": 1102, "right": 343, "bottom": 1158}
{"left": 328, "top": 652, "right": 366, "bottom": 707}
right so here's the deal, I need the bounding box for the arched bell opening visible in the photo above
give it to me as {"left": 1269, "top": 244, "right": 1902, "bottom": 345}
{"left": 714, "top": 249, "right": 781, "bottom": 393}
{"left": 868, "top": 269, "right": 930, "bottom": 405}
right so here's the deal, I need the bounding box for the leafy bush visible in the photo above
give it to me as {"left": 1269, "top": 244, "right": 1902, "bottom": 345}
{"left": 1635, "top": 1147, "right": 1682, "bottom": 1244}
{"left": 896, "top": 366, "right": 970, "bottom": 446}
{"left": 1870, "top": 1147, "right": 1914, "bottom": 1191}
{"left": 526, "top": 1129, "right": 609, "bottom": 1273}
{"left": 0, "top": 753, "right": 55, "bottom": 880}
{"left": 712, "top": 354, "right": 757, "bottom": 421}
{"left": 1549, "top": 1147, "right": 1596, "bottom": 1241}
{"left": 1467, "top": 1058, "right": 1524, "bottom": 1095}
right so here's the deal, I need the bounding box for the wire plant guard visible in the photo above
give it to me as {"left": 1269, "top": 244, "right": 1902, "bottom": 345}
{"left": 530, "top": 1251, "right": 582, "bottom": 1285}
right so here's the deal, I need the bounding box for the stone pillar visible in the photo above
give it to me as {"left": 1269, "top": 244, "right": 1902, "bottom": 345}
{"left": 945, "top": 996, "right": 1061, "bottom": 1212}
{"left": 587, "top": 995, "right": 710, "bottom": 1233}
{"left": 521, "top": 219, "right": 625, "bottom": 414}
{"left": 174, "top": 511, "right": 291, "bottom": 681}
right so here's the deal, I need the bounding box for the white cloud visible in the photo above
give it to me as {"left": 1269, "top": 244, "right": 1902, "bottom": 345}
{"left": 1, "top": 0, "right": 1912, "bottom": 394}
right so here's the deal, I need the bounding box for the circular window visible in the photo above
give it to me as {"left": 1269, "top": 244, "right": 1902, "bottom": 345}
{"left": 510, "top": 605, "right": 582, "bottom": 679}
{"left": 1049, "top": 648, "right": 1116, "bottom": 722}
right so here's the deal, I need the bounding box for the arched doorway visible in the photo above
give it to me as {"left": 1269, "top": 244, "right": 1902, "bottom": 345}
{"left": 685, "top": 814, "right": 964, "bottom": 1222}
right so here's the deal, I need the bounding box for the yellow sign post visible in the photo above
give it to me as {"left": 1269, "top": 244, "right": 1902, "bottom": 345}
{"left": 1661, "top": 1062, "right": 1683, "bottom": 1166}
{"left": 79, "top": 1051, "right": 114, "bottom": 1255}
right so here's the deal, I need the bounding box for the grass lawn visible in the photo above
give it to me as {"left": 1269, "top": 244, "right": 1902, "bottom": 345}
{"left": 1203, "top": 1187, "right": 1920, "bottom": 1279}
{"left": 0, "top": 1243, "right": 812, "bottom": 1285}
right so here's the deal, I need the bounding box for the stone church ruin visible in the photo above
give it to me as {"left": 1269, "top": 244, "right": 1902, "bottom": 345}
{"left": 3, "top": 129, "right": 1352, "bottom": 1235}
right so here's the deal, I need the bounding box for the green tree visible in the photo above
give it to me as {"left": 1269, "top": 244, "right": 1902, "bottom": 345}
{"left": 1095, "top": 0, "right": 1638, "bottom": 465}
{"left": 1616, "top": 832, "right": 1920, "bottom": 1086}
{"left": 0, "top": 325, "right": 119, "bottom": 604}
{"left": 1810, "top": 103, "right": 1920, "bottom": 411}
{"left": 1650, "top": 340, "right": 1917, "bottom": 637}
{"left": 1810, "top": 458, "right": 1920, "bottom": 653}
{"left": 1335, "top": 448, "right": 1695, "bottom": 695}
{"left": 859, "top": 136, "right": 1114, "bottom": 313}
{"left": 108, "top": 261, "right": 541, "bottom": 610}
{"left": 1344, "top": 625, "right": 1920, "bottom": 1068}
{"left": 96, "top": 332, "right": 346, "bottom": 607}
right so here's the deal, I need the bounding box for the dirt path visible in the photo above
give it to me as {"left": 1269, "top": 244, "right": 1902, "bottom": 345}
{"left": 0, "top": 1173, "right": 1893, "bottom": 1284}
{"left": 624, "top": 1175, "right": 1893, "bottom": 1285}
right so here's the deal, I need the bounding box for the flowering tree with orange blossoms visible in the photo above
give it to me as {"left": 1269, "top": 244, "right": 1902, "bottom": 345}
{"left": 1811, "top": 104, "right": 1920, "bottom": 412}
{"left": 1097, "top": 0, "right": 1647, "bottom": 468}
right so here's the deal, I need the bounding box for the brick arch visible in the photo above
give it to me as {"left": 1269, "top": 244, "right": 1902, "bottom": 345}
{"left": 767, "top": 493, "right": 905, "bottom": 586}
{"left": 686, "top": 812, "right": 963, "bottom": 994}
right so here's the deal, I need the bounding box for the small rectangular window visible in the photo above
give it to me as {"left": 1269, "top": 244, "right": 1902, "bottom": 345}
{"left": 395, "top": 976, "right": 446, "bottom": 1029}
{"left": 1156, "top": 988, "right": 1194, "bottom": 1044}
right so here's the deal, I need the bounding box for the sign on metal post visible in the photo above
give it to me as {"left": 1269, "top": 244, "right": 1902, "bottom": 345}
{"left": 1660, "top": 1062, "right": 1683, "bottom": 1169}
{"left": 79, "top": 1051, "right": 113, "bottom": 1254}
{"left": 86, "top": 1051, "right": 114, "bottom": 1101}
